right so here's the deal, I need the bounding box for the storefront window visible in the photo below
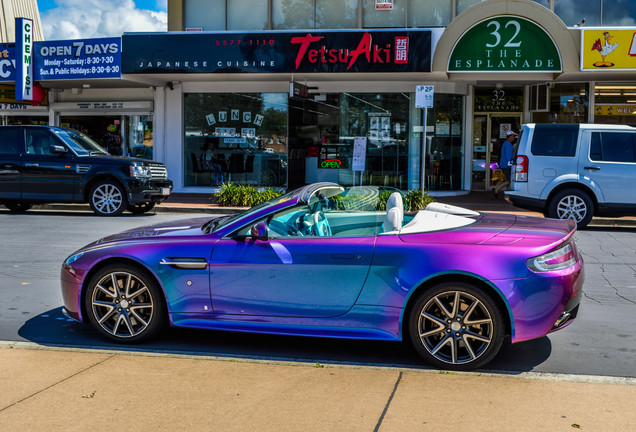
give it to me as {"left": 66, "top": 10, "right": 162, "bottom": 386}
{"left": 184, "top": 93, "right": 288, "bottom": 188}
{"left": 125, "top": 115, "right": 153, "bottom": 159}
{"left": 228, "top": 0, "right": 268, "bottom": 30}
{"left": 316, "top": 0, "right": 358, "bottom": 29}
{"left": 3, "top": 116, "right": 48, "bottom": 125}
{"left": 408, "top": 0, "right": 451, "bottom": 27}
{"left": 60, "top": 116, "right": 124, "bottom": 156}
{"left": 338, "top": 93, "right": 411, "bottom": 189}
{"left": 185, "top": 0, "right": 225, "bottom": 30}
{"left": 531, "top": 83, "right": 588, "bottom": 124}
{"left": 362, "top": 0, "right": 406, "bottom": 28}
{"left": 594, "top": 83, "right": 636, "bottom": 126}
{"left": 424, "top": 94, "right": 465, "bottom": 191}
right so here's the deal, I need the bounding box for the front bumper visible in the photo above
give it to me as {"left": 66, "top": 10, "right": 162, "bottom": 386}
{"left": 128, "top": 179, "right": 173, "bottom": 205}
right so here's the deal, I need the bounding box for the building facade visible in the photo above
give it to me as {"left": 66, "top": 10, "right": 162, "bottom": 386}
{"left": 6, "top": 0, "right": 636, "bottom": 195}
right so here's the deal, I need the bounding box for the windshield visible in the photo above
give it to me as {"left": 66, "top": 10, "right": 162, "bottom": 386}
{"left": 202, "top": 189, "right": 298, "bottom": 234}
{"left": 54, "top": 129, "right": 109, "bottom": 156}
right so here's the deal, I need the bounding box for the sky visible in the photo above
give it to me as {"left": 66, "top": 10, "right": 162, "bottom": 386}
{"left": 37, "top": 0, "right": 168, "bottom": 40}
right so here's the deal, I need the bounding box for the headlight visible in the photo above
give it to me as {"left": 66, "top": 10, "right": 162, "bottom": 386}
{"left": 527, "top": 243, "right": 578, "bottom": 272}
{"left": 63, "top": 252, "right": 84, "bottom": 266}
{"left": 130, "top": 165, "right": 152, "bottom": 178}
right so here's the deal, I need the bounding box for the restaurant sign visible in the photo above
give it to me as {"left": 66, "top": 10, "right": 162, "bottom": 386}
{"left": 581, "top": 29, "right": 636, "bottom": 71}
{"left": 122, "top": 29, "right": 431, "bottom": 74}
{"left": 448, "top": 16, "right": 561, "bottom": 72}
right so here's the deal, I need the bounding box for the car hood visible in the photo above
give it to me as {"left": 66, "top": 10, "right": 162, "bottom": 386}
{"left": 399, "top": 211, "right": 576, "bottom": 249}
{"left": 81, "top": 216, "right": 216, "bottom": 249}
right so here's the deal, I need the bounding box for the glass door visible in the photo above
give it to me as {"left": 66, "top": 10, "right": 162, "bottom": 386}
{"left": 471, "top": 114, "right": 521, "bottom": 191}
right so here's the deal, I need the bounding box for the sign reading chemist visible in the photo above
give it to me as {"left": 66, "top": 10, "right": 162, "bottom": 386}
{"left": 448, "top": 16, "right": 561, "bottom": 72}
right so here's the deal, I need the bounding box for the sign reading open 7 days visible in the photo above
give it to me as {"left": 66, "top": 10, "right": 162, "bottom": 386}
{"left": 448, "top": 16, "right": 561, "bottom": 72}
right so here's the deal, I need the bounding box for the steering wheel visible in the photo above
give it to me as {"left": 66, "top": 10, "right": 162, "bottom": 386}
{"left": 312, "top": 211, "right": 332, "bottom": 236}
{"left": 269, "top": 219, "right": 303, "bottom": 237}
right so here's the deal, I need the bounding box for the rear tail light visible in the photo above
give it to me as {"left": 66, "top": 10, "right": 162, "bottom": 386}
{"left": 515, "top": 155, "right": 528, "bottom": 182}
{"left": 527, "top": 242, "right": 578, "bottom": 272}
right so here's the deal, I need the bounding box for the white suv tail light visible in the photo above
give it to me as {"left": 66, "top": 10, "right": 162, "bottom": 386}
{"left": 515, "top": 155, "right": 528, "bottom": 182}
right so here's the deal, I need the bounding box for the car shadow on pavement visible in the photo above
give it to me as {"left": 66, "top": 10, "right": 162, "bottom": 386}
{"left": 18, "top": 307, "right": 551, "bottom": 374}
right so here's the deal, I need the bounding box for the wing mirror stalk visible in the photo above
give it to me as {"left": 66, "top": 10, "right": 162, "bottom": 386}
{"left": 249, "top": 221, "right": 269, "bottom": 241}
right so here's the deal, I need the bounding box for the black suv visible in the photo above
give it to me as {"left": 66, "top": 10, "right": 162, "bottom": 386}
{"left": 0, "top": 126, "right": 173, "bottom": 216}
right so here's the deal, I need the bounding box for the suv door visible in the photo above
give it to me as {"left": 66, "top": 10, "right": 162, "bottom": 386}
{"left": 585, "top": 131, "right": 636, "bottom": 205}
{"left": 22, "top": 128, "right": 78, "bottom": 201}
{"left": 0, "top": 127, "right": 22, "bottom": 199}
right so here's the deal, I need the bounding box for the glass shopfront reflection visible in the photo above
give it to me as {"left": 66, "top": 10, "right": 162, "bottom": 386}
{"left": 184, "top": 93, "right": 288, "bottom": 188}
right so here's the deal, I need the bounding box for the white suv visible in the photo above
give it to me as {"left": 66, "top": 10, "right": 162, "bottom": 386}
{"left": 507, "top": 123, "right": 636, "bottom": 229}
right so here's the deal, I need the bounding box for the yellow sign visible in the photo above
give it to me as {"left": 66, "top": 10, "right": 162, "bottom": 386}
{"left": 595, "top": 105, "right": 636, "bottom": 116}
{"left": 582, "top": 29, "right": 636, "bottom": 70}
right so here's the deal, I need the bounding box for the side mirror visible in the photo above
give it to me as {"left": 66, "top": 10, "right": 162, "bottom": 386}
{"left": 250, "top": 221, "right": 268, "bottom": 241}
{"left": 49, "top": 144, "right": 68, "bottom": 154}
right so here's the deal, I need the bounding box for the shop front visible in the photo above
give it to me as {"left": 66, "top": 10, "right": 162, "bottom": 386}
{"left": 122, "top": 28, "right": 471, "bottom": 193}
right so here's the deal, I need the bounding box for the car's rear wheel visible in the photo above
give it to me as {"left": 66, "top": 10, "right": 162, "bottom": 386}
{"left": 89, "top": 180, "right": 128, "bottom": 216}
{"left": 548, "top": 188, "right": 593, "bottom": 229}
{"left": 409, "top": 282, "right": 505, "bottom": 371}
{"left": 84, "top": 264, "right": 166, "bottom": 343}
{"left": 127, "top": 202, "right": 156, "bottom": 214}
{"left": 5, "top": 202, "right": 32, "bottom": 213}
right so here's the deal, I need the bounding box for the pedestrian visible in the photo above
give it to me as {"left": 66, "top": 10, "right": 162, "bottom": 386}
{"left": 493, "top": 130, "right": 516, "bottom": 199}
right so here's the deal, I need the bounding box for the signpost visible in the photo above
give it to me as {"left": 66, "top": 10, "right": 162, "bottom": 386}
{"left": 416, "top": 85, "right": 434, "bottom": 192}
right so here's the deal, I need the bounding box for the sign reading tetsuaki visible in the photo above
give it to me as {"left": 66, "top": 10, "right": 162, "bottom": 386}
{"left": 448, "top": 16, "right": 561, "bottom": 72}
{"left": 122, "top": 29, "right": 431, "bottom": 74}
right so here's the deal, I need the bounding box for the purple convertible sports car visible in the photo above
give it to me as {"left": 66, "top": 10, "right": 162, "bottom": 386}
{"left": 61, "top": 183, "right": 583, "bottom": 370}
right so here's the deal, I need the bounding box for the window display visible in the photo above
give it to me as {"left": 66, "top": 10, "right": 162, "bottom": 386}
{"left": 184, "top": 93, "right": 288, "bottom": 188}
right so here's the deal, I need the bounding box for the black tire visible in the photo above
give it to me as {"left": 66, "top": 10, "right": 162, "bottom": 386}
{"left": 408, "top": 282, "right": 505, "bottom": 371}
{"left": 547, "top": 188, "right": 594, "bottom": 229}
{"left": 127, "top": 202, "right": 156, "bottom": 214}
{"left": 84, "top": 263, "right": 166, "bottom": 343}
{"left": 89, "top": 180, "right": 128, "bottom": 216}
{"left": 5, "top": 202, "right": 32, "bottom": 213}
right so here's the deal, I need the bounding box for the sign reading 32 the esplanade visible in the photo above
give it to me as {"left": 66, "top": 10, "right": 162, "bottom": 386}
{"left": 448, "top": 16, "right": 562, "bottom": 72}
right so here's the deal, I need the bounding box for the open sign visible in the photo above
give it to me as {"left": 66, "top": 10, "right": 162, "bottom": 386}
{"left": 320, "top": 159, "right": 341, "bottom": 169}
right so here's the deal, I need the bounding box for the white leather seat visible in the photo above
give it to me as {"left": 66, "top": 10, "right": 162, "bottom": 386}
{"left": 381, "top": 192, "right": 404, "bottom": 233}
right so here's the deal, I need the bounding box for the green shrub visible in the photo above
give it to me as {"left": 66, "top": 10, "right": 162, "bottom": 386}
{"left": 405, "top": 189, "right": 435, "bottom": 211}
{"left": 214, "top": 183, "right": 282, "bottom": 207}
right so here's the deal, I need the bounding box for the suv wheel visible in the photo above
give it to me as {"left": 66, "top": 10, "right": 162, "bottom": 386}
{"left": 548, "top": 189, "right": 594, "bottom": 229}
{"left": 127, "top": 202, "right": 156, "bottom": 214}
{"left": 89, "top": 180, "right": 128, "bottom": 216}
{"left": 5, "top": 203, "right": 32, "bottom": 213}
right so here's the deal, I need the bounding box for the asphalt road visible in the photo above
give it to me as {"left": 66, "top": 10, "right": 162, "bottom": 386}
{"left": 1, "top": 208, "right": 635, "bottom": 377}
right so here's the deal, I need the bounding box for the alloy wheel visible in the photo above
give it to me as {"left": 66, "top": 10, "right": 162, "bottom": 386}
{"left": 555, "top": 195, "right": 587, "bottom": 223}
{"left": 92, "top": 183, "right": 124, "bottom": 215}
{"left": 416, "top": 290, "right": 494, "bottom": 366}
{"left": 90, "top": 271, "right": 155, "bottom": 338}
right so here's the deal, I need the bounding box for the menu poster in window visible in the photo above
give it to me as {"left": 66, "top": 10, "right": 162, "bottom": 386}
{"left": 352, "top": 136, "right": 367, "bottom": 172}
{"left": 369, "top": 130, "right": 379, "bottom": 141}
{"left": 380, "top": 130, "right": 390, "bottom": 141}
{"left": 370, "top": 117, "right": 379, "bottom": 130}
{"left": 381, "top": 117, "right": 390, "bottom": 130}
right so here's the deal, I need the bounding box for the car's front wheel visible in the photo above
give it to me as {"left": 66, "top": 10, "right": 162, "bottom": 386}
{"left": 548, "top": 188, "right": 594, "bottom": 229}
{"left": 89, "top": 180, "right": 128, "bottom": 216}
{"left": 408, "top": 282, "right": 505, "bottom": 371}
{"left": 84, "top": 264, "right": 166, "bottom": 343}
{"left": 127, "top": 202, "right": 156, "bottom": 214}
{"left": 5, "top": 202, "right": 32, "bottom": 213}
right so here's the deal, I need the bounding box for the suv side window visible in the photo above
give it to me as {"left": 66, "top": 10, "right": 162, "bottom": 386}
{"left": 590, "top": 132, "right": 636, "bottom": 163}
{"left": 0, "top": 128, "right": 21, "bottom": 155}
{"left": 531, "top": 124, "right": 578, "bottom": 157}
{"left": 26, "top": 130, "right": 59, "bottom": 156}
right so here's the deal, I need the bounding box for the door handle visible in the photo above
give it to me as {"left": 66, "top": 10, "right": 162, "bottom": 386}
{"left": 24, "top": 163, "right": 39, "bottom": 167}
{"left": 584, "top": 166, "right": 600, "bottom": 171}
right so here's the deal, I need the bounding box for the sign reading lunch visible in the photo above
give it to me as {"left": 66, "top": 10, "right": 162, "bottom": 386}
{"left": 448, "top": 16, "right": 561, "bottom": 72}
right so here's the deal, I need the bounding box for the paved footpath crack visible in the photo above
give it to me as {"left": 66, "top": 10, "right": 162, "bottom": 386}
{"left": 0, "top": 354, "right": 116, "bottom": 413}
{"left": 373, "top": 371, "right": 403, "bottom": 432}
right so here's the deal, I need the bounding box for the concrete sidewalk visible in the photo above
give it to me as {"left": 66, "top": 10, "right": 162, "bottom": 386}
{"left": 1, "top": 344, "right": 635, "bottom": 431}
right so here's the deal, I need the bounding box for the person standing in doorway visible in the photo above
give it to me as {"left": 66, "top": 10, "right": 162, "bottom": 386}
{"left": 493, "top": 130, "right": 516, "bottom": 199}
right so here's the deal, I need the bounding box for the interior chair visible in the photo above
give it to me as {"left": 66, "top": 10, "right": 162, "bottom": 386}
{"left": 381, "top": 192, "right": 404, "bottom": 233}
{"left": 190, "top": 153, "right": 208, "bottom": 185}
